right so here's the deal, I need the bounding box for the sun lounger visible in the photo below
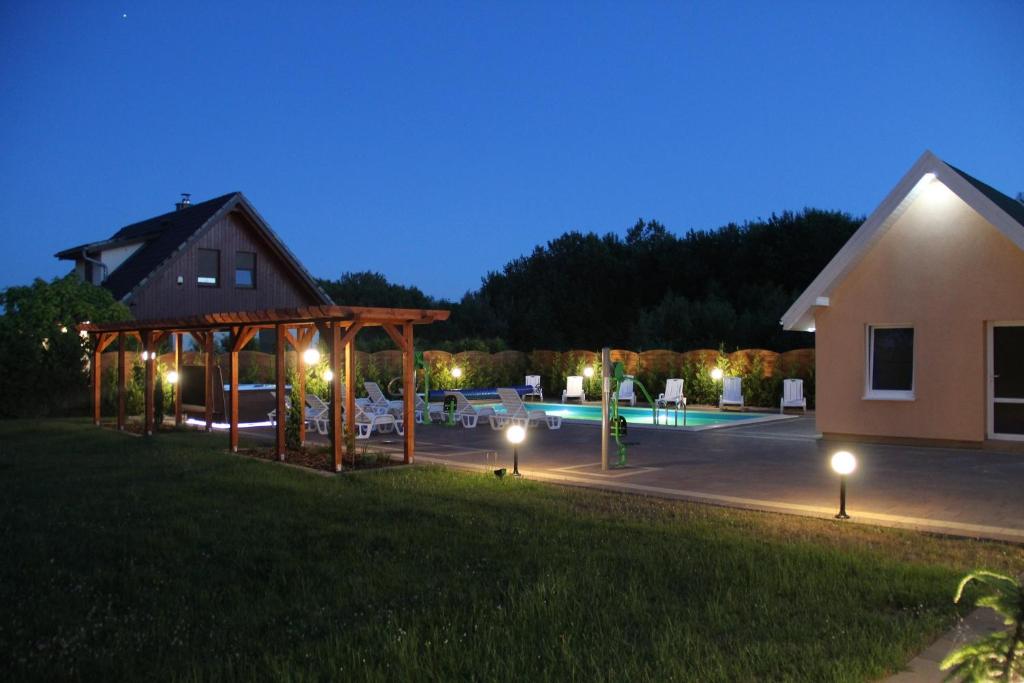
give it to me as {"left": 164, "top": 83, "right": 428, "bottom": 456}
{"left": 490, "top": 387, "right": 562, "bottom": 430}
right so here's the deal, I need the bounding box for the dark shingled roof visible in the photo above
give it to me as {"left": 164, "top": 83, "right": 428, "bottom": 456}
{"left": 947, "top": 163, "right": 1024, "bottom": 231}
{"left": 99, "top": 193, "right": 238, "bottom": 300}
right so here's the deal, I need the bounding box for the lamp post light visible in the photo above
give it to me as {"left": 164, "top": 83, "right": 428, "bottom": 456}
{"left": 506, "top": 424, "right": 526, "bottom": 477}
{"left": 166, "top": 370, "right": 179, "bottom": 385}
{"left": 451, "top": 366, "right": 463, "bottom": 379}
{"left": 583, "top": 366, "right": 595, "bottom": 379}
{"left": 710, "top": 367, "right": 724, "bottom": 382}
{"left": 322, "top": 368, "right": 334, "bottom": 382}
{"left": 830, "top": 450, "right": 857, "bottom": 520}
{"left": 303, "top": 347, "right": 321, "bottom": 366}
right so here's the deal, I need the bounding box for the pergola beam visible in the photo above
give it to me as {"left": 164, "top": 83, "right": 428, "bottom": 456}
{"left": 80, "top": 305, "right": 450, "bottom": 466}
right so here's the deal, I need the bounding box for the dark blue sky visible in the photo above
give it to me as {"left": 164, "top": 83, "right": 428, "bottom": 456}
{"left": 2, "top": 1, "right": 1022, "bottom": 300}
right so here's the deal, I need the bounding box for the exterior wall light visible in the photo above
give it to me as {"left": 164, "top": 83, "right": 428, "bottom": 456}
{"left": 830, "top": 450, "right": 857, "bottom": 519}
{"left": 583, "top": 366, "right": 594, "bottom": 378}
{"left": 303, "top": 348, "right": 321, "bottom": 365}
{"left": 451, "top": 366, "right": 463, "bottom": 379}
{"left": 711, "top": 367, "right": 724, "bottom": 382}
{"left": 506, "top": 424, "right": 526, "bottom": 477}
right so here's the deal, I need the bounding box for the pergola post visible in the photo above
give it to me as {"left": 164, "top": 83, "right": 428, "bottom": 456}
{"left": 143, "top": 331, "right": 155, "bottom": 436}
{"left": 204, "top": 332, "right": 214, "bottom": 432}
{"left": 92, "top": 334, "right": 102, "bottom": 426}
{"left": 343, "top": 332, "right": 356, "bottom": 459}
{"left": 328, "top": 322, "right": 342, "bottom": 472}
{"left": 275, "top": 323, "right": 286, "bottom": 460}
{"left": 174, "top": 333, "right": 183, "bottom": 426}
{"left": 229, "top": 330, "right": 240, "bottom": 453}
{"left": 117, "top": 332, "right": 126, "bottom": 431}
{"left": 402, "top": 323, "right": 415, "bottom": 463}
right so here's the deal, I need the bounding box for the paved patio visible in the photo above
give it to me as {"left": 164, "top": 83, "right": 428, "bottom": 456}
{"left": 266, "top": 412, "right": 1024, "bottom": 543}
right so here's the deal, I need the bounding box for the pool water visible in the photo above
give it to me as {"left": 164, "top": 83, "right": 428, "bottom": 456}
{"left": 484, "top": 402, "right": 766, "bottom": 429}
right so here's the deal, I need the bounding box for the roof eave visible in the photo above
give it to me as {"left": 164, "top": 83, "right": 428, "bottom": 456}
{"left": 781, "top": 150, "right": 1024, "bottom": 331}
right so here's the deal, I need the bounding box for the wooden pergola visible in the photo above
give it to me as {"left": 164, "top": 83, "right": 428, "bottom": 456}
{"left": 80, "top": 305, "right": 450, "bottom": 470}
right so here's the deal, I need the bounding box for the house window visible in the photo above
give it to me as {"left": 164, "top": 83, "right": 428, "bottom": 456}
{"left": 197, "top": 249, "right": 220, "bottom": 286}
{"left": 235, "top": 251, "right": 256, "bottom": 288}
{"left": 866, "top": 326, "right": 914, "bottom": 399}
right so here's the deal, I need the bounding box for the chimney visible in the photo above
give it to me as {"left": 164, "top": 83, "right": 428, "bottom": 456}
{"left": 175, "top": 193, "right": 192, "bottom": 211}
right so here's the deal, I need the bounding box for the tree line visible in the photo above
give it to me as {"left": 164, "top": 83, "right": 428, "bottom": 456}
{"left": 317, "top": 208, "right": 861, "bottom": 352}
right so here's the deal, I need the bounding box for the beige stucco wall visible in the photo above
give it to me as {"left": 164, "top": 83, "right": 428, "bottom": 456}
{"left": 815, "top": 180, "right": 1024, "bottom": 443}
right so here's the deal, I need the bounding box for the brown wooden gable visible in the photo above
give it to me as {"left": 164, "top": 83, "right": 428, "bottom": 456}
{"left": 126, "top": 196, "right": 331, "bottom": 319}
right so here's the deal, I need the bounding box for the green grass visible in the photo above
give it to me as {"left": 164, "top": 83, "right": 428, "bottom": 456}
{"left": 1, "top": 420, "right": 1022, "bottom": 682}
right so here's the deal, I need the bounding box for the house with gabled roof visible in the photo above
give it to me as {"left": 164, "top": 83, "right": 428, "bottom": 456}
{"left": 782, "top": 151, "right": 1024, "bottom": 446}
{"left": 56, "top": 192, "right": 332, "bottom": 320}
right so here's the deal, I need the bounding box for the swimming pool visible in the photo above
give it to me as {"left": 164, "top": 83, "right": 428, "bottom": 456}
{"left": 484, "top": 402, "right": 786, "bottom": 430}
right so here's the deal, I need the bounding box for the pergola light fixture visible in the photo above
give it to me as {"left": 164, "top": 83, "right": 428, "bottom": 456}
{"left": 303, "top": 348, "right": 321, "bottom": 365}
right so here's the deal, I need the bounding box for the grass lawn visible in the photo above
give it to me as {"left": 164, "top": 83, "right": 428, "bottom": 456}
{"left": 2, "top": 420, "right": 1022, "bottom": 681}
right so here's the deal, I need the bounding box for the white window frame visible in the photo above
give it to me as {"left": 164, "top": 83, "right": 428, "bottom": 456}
{"left": 864, "top": 324, "right": 915, "bottom": 401}
{"left": 988, "top": 321, "right": 1024, "bottom": 441}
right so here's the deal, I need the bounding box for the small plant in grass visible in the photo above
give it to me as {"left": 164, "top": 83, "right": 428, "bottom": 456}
{"left": 285, "top": 371, "right": 302, "bottom": 450}
{"left": 154, "top": 373, "right": 165, "bottom": 428}
{"left": 941, "top": 571, "right": 1023, "bottom": 682}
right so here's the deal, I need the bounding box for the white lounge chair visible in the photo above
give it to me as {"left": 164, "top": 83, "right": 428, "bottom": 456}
{"left": 445, "top": 391, "right": 495, "bottom": 428}
{"left": 305, "top": 393, "right": 330, "bottom": 435}
{"left": 268, "top": 391, "right": 328, "bottom": 433}
{"left": 656, "top": 378, "right": 686, "bottom": 408}
{"left": 780, "top": 378, "right": 807, "bottom": 414}
{"left": 350, "top": 403, "right": 402, "bottom": 439}
{"left": 364, "top": 381, "right": 403, "bottom": 414}
{"left": 415, "top": 394, "right": 445, "bottom": 423}
{"left": 491, "top": 388, "right": 562, "bottom": 430}
{"left": 561, "top": 375, "right": 586, "bottom": 403}
{"left": 524, "top": 375, "right": 543, "bottom": 401}
{"left": 719, "top": 376, "right": 744, "bottom": 410}
{"left": 617, "top": 379, "right": 637, "bottom": 406}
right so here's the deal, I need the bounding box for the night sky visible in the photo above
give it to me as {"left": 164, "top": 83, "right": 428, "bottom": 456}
{"left": 1, "top": 1, "right": 1022, "bottom": 300}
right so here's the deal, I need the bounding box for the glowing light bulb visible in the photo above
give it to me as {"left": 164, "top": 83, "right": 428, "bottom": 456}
{"left": 506, "top": 424, "right": 526, "bottom": 445}
{"left": 451, "top": 366, "right": 463, "bottom": 379}
{"left": 303, "top": 348, "right": 321, "bottom": 365}
{"left": 710, "top": 367, "right": 724, "bottom": 381}
{"left": 831, "top": 451, "right": 856, "bottom": 475}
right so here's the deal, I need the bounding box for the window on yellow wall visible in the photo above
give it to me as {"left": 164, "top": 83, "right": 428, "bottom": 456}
{"left": 866, "top": 326, "right": 914, "bottom": 400}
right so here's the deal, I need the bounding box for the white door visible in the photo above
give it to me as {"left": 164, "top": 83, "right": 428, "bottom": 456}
{"left": 989, "top": 323, "right": 1024, "bottom": 440}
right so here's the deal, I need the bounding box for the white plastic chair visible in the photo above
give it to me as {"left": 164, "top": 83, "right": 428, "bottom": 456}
{"left": 656, "top": 379, "right": 686, "bottom": 408}
{"left": 350, "top": 403, "right": 402, "bottom": 439}
{"left": 445, "top": 391, "right": 495, "bottom": 428}
{"left": 490, "top": 388, "right": 561, "bottom": 430}
{"left": 617, "top": 379, "right": 636, "bottom": 406}
{"left": 780, "top": 378, "right": 807, "bottom": 414}
{"left": 364, "top": 381, "right": 403, "bottom": 414}
{"left": 719, "top": 376, "right": 744, "bottom": 410}
{"left": 561, "top": 375, "right": 586, "bottom": 403}
{"left": 524, "top": 375, "right": 543, "bottom": 401}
